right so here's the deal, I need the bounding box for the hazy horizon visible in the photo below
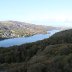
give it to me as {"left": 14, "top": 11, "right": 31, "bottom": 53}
{"left": 0, "top": 0, "right": 72, "bottom": 27}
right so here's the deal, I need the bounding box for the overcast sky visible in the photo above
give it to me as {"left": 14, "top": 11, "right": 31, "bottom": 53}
{"left": 0, "top": 0, "right": 72, "bottom": 27}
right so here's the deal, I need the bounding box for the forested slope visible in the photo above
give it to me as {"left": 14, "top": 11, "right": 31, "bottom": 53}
{"left": 0, "top": 29, "right": 72, "bottom": 72}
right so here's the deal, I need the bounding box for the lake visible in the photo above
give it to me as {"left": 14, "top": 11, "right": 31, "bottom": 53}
{"left": 0, "top": 30, "right": 60, "bottom": 47}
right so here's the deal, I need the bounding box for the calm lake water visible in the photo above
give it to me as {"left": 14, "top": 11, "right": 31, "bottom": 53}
{"left": 0, "top": 30, "right": 60, "bottom": 47}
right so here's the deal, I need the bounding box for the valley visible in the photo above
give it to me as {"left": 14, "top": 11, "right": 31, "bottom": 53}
{"left": 0, "top": 0, "right": 72, "bottom": 72}
{"left": 0, "top": 29, "right": 72, "bottom": 72}
{"left": 0, "top": 29, "right": 60, "bottom": 47}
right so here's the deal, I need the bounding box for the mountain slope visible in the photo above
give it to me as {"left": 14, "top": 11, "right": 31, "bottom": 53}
{"left": 0, "top": 21, "right": 57, "bottom": 38}
{"left": 0, "top": 29, "right": 72, "bottom": 72}
{"left": 39, "top": 29, "right": 72, "bottom": 45}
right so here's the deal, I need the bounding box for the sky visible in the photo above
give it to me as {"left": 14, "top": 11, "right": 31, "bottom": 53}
{"left": 0, "top": 0, "right": 72, "bottom": 27}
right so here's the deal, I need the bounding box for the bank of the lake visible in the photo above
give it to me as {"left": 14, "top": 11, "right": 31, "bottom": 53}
{"left": 0, "top": 30, "right": 60, "bottom": 47}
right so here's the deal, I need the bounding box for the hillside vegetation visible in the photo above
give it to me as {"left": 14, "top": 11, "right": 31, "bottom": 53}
{"left": 0, "top": 21, "right": 57, "bottom": 38}
{"left": 0, "top": 29, "right": 72, "bottom": 72}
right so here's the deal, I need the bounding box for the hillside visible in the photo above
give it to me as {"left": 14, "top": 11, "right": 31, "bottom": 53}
{"left": 0, "top": 21, "right": 57, "bottom": 38}
{"left": 0, "top": 29, "right": 72, "bottom": 72}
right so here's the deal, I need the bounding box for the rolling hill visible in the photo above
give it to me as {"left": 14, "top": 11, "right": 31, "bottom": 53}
{"left": 0, "top": 21, "right": 57, "bottom": 38}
